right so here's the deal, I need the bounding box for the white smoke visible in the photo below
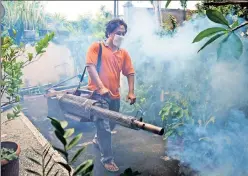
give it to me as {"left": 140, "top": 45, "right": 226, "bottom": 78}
{"left": 120, "top": 9, "right": 248, "bottom": 176}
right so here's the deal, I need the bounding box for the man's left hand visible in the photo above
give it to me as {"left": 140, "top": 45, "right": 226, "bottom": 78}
{"left": 126, "top": 92, "right": 136, "bottom": 105}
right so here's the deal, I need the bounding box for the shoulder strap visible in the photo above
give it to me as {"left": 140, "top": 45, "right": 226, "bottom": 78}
{"left": 96, "top": 42, "right": 102, "bottom": 73}
{"left": 78, "top": 42, "right": 102, "bottom": 84}
{"left": 73, "top": 42, "right": 102, "bottom": 95}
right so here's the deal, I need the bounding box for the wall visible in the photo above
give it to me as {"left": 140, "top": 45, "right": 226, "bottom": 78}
{"left": 21, "top": 42, "right": 75, "bottom": 87}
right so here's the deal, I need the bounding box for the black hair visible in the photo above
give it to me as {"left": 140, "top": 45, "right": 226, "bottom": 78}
{"left": 105, "top": 18, "right": 127, "bottom": 38}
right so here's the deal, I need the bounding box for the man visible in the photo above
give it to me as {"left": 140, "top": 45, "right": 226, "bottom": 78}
{"left": 86, "top": 19, "right": 136, "bottom": 172}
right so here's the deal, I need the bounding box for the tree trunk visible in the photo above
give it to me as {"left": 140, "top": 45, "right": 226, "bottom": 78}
{"left": 153, "top": 1, "right": 162, "bottom": 28}
{"left": 117, "top": 0, "right": 119, "bottom": 17}
{"left": 204, "top": 1, "right": 248, "bottom": 6}
{"left": 114, "top": 0, "right": 117, "bottom": 18}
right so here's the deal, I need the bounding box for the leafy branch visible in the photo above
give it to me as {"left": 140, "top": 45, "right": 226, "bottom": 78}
{"left": 47, "top": 116, "right": 94, "bottom": 176}
{"left": 159, "top": 92, "right": 192, "bottom": 140}
{"left": 1, "top": 30, "right": 54, "bottom": 120}
{"left": 231, "top": 21, "right": 248, "bottom": 32}
{"left": 193, "top": 9, "right": 248, "bottom": 59}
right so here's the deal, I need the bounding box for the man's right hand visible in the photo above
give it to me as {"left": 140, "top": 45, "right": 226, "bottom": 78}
{"left": 98, "top": 86, "right": 109, "bottom": 96}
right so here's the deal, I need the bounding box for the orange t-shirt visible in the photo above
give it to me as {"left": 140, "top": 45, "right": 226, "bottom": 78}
{"left": 86, "top": 42, "right": 135, "bottom": 99}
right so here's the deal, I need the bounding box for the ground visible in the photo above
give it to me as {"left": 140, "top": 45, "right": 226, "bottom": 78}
{"left": 1, "top": 110, "right": 69, "bottom": 176}
{"left": 13, "top": 95, "right": 186, "bottom": 176}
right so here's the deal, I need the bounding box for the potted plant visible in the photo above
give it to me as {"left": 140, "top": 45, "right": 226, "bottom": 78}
{"left": 1, "top": 16, "right": 55, "bottom": 174}
{"left": 1, "top": 141, "right": 21, "bottom": 176}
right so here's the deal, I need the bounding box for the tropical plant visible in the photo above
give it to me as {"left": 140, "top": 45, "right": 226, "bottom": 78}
{"left": 159, "top": 91, "right": 193, "bottom": 140}
{"left": 51, "top": 13, "right": 67, "bottom": 30}
{"left": 46, "top": 113, "right": 141, "bottom": 176}
{"left": 2, "top": 1, "right": 45, "bottom": 31}
{"left": 165, "top": 0, "right": 188, "bottom": 9}
{"left": 21, "top": 1, "right": 45, "bottom": 30}
{"left": 1, "top": 1, "right": 22, "bottom": 29}
{"left": 120, "top": 82, "right": 157, "bottom": 122}
{"left": 196, "top": 0, "right": 248, "bottom": 20}
{"left": 91, "top": 6, "right": 112, "bottom": 39}
{"left": 193, "top": 9, "right": 248, "bottom": 59}
{"left": 162, "top": 14, "right": 178, "bottom": 32}
{"left": 164, "top": 0, "right": 188, "bottom": 21}
{"left": 47, "top": 116, "right": 94, "bottom": 176}
{"left": 1, "top": 147, "right": 18, "bottom": 161}
{"left": 1, "top": 30, "right": 55, "bottom": 118}
{"left": 25, "top": 144, "right": 60, "bottom": 176}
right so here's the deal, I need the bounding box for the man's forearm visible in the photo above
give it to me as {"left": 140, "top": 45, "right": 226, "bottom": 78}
{"left": 86, "top": 65, "right": 105, "bottom": 89}
{"left": 127, "top": 74, "right": 135, "bottom": 93}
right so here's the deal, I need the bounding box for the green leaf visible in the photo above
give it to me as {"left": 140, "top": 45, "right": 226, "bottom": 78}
{"left": 163, "top": 130, "right": 174, "bottom": 140}
{"left": 10, "top": 29, "right": 17, "bottom": 36}
{"left": 231, "top": 33, "right": 243, "bottom": 59}
{"left": 70, "top": 146, "right": 86, "bottom": 164}
{"left": 198, "top": 33, "right": 225, "bottom": 53}
{"left": 177, "top": 110, "right": 184, "bottom": 118}
{"left": 55, "top": 130, "right": 67, "bottom": 146}
{"left": 53, "top": 146, "right": 68, "bottom": 158}
{"left": 25, "top": 169, "right": 42, "bottom": 176}
{"left": 165, "top": 0, "right": 172, "bottom": 8}
{"left": 184, "top": 109, "right": 190, "bottom": 120}
{"left": 7, "top": 113, "right": 15, "bottom": 120}
{"left": 26, "top": 156, "right": 42, "bottom": 166}
{"left": 5, "top": 151, "right": 18, "bottom": 161}
{"left": 217, "top": 33, "right": 231, "bottom": 59}
{"left": 0, "top": 80, "right": 6, "bottom": 86}
{"left": 64, "top": 128, "right": 74, "bottom": 138}
{"left": 217, "top": 32, "right": 243, "bottom": 60}
{"left": 47, "top": 116, "right": 65, "bottom": 135}
{"left": 27, "top": 53, "right": 33, "bottom": 61}
{"left": 171, "top": 105, "right": 180, "bottom": 113}
{"left": 66, "top": 133, "right": 82, "bottom": 150}
{"left": 60, "top": 120, "right": 68, "bottom": 129}
{"left": 206, "top": 9, "right": 229, "bottom": 27}
{"left": 193, "top": 27, "right": 227, "bottom": 43}
{"left": 231, "top": 20, "right": 239, "bottom": 29}
{"left": 73, "top": 160, "right": 94, "bottom": 176}
{"left": 35, "top": 32, "right": 55, "bottom": 55}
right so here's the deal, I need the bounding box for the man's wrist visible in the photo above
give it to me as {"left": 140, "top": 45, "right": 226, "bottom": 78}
{"left": 128, "top": 89, "right": 134, "bottom": 94}
{"left": 97, "top": 83, "right": 105, "bottom": 90}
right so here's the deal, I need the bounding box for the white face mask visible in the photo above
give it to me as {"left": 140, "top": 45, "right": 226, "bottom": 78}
{"left": 113, "top": 34, "right": 124, "bottom": 48}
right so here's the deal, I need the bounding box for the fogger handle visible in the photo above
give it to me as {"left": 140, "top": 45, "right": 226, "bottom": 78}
{"left": 133, "top": 120, "right": 164, "bottom": 136}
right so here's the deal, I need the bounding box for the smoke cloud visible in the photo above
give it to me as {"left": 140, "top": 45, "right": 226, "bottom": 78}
{"left": 120, "top": 9, "right": 248, "bottom": 176}
{"left": 20, "top": 6, "right": 248, "bottom": 175}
